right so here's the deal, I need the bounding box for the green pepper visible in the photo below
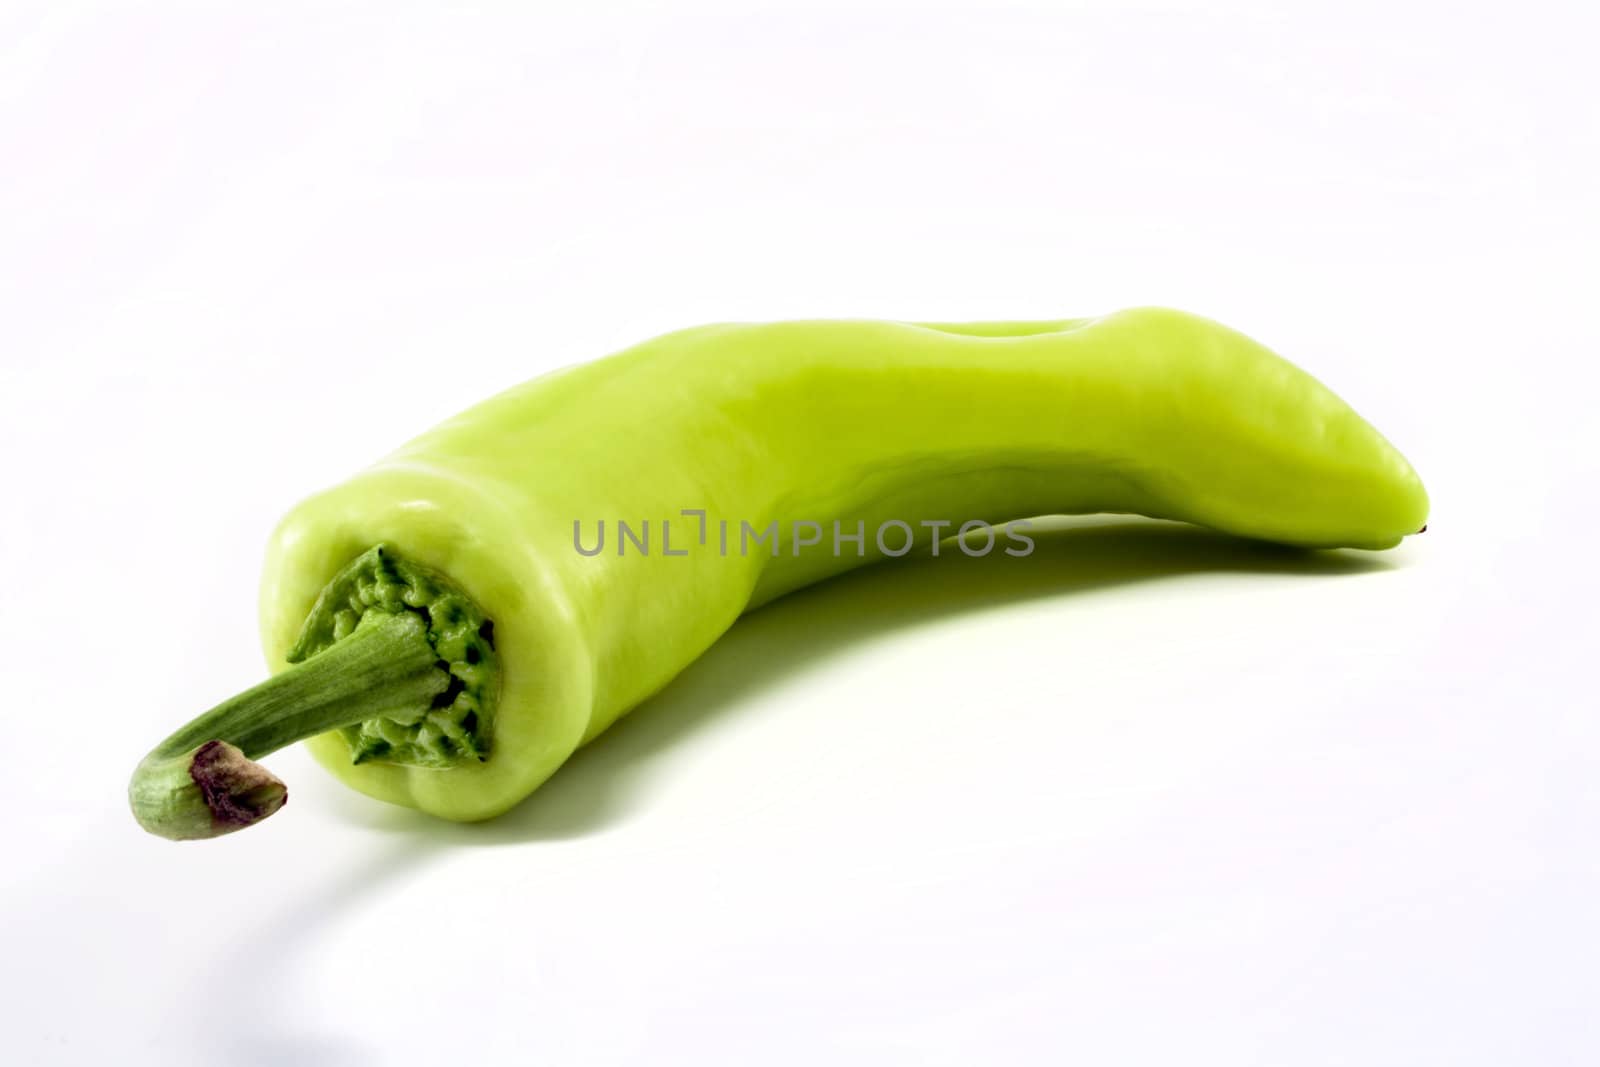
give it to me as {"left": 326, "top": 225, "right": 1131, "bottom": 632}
{"left": 129, "top": 308, "right": 1428, "bottom": 840}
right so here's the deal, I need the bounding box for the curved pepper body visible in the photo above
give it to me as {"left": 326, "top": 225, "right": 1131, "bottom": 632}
{"left": 260, "top": 309, "right": 1428, "bottom": 821}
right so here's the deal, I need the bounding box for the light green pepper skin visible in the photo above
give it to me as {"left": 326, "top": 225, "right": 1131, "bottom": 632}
{"left": 259, "top": 308, "right": 1428, "bottom": 823}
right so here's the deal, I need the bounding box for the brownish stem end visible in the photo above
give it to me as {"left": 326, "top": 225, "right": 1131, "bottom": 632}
{"left": 190, "top": 740, "right": 288, "bottom": 832}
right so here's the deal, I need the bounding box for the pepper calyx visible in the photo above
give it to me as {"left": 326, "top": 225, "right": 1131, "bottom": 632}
{"left": 287, "top": 544, "right": 500, "bottom": 768}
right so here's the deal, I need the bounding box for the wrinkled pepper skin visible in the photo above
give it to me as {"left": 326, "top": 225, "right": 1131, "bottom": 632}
{"left": 261, "top": 309, "right": 1428, "bottom": 821}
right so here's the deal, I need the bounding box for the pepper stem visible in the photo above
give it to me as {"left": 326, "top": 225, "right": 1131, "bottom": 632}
{"left": 129, "top": 611, "right": 449, "bottom": 840}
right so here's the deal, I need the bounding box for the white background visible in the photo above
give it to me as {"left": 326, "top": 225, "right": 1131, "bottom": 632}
{"left": 2, "top": 1, "right": 1596, "bottom": 1064}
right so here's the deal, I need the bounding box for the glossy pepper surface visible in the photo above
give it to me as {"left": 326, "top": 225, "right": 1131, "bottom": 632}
{"left": 133, "top": 308, "right": 1429, "bottom": 839}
